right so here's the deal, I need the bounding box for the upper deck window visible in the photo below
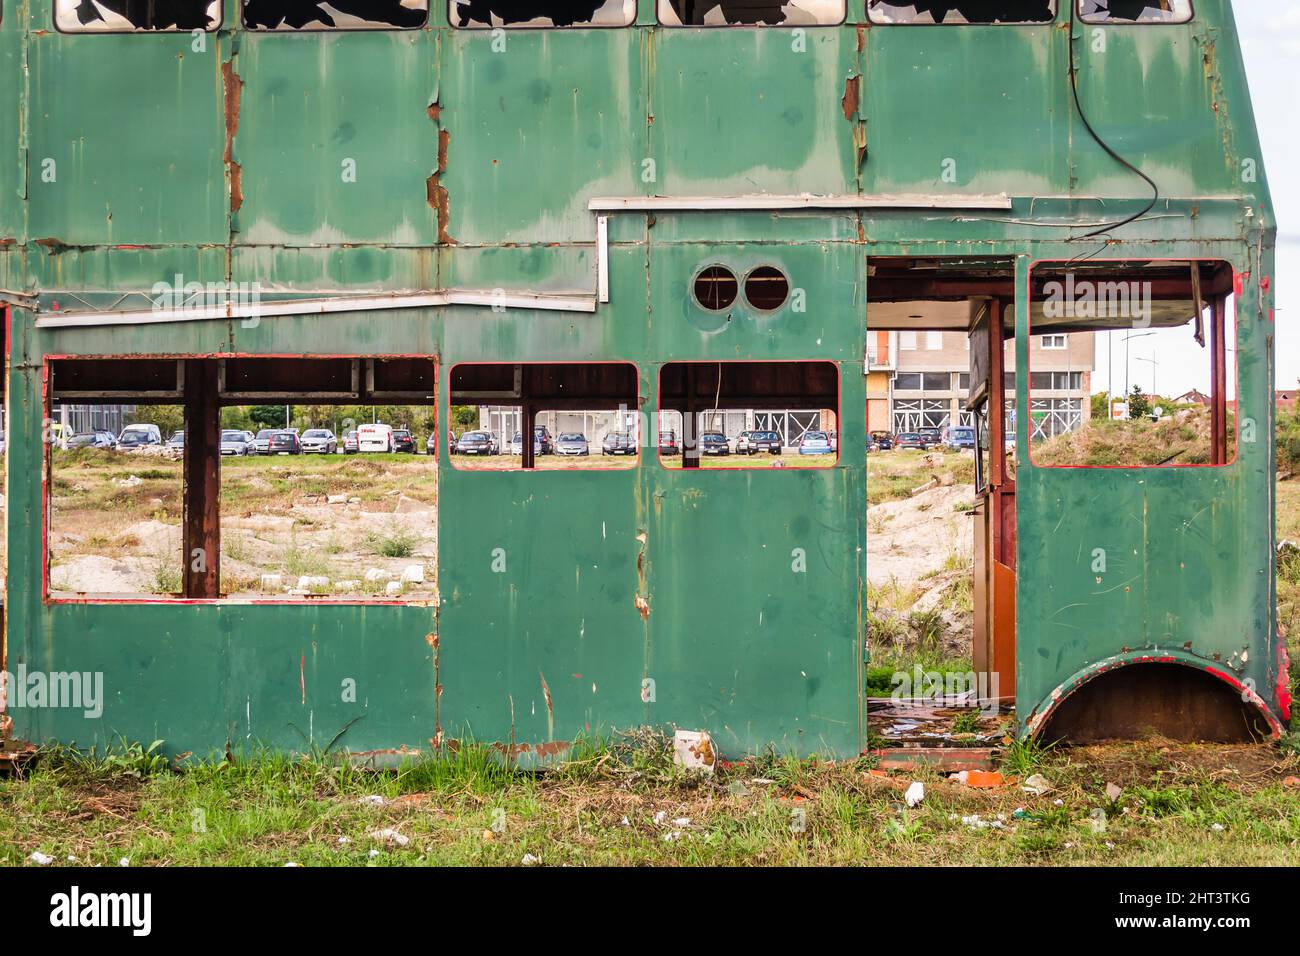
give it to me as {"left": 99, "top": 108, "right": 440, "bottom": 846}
{"left": 450, "top": 0, "right": 635, "bottom": 27}
{"left": 659, "top": 0, "right": 845, "bottom": 26}
{"left": 56, "top": 0, "right": 220, "bottom": 31}
{"left": 1078, "top": 0, "right": 1191, "bottom": 23}
{"left": 244, "top": 0, "right": 428, "bottom": 29}
{"left": 867, "top": 1, "right": 1055, "bottom": 22}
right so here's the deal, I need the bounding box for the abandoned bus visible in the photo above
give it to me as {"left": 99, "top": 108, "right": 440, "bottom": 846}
{"left": 0, "top": 0, "right": 1283, "bottom": 762}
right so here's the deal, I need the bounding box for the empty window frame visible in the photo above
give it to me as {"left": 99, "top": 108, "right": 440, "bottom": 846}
{"left": 1078, "top": 0, "right": 1191, "bottom": 24}
{"left": 448, "top": 363, "right": 639, "bottom": 471}
{"left": 243, "top": 0, "right": 428, "bottom": 30}
{"left": 658, "top": 361, "right": 839, "bottom": 468}
{"left": 867, "top": 0, "right": 1056, "bottom": 24}
{"left": 658, "top": 0, "right": 845, "bottom": 27}
{"left": 1027, "top": 260, "right": 1235, "bottom": 467}
{"left": 55, "top": 0, "right": 221, "bottom": 31}
{"left": 44, "top": 357, "right": 438, "bottom": 602}
{"left": 450, "top": 0, "right": 634, "bottom": 28}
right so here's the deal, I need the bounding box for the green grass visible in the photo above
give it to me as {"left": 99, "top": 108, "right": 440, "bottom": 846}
{"left": 4, "top": 734, "right": 1299, "bottom": 867}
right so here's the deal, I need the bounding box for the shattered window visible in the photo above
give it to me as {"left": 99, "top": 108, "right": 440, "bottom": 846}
{"left": 243, "top": 0, "right": 428, "bottom": 29}
{"left": 55, "top": 0, "right": 221, "bottom": 31}
{"left": 659, "top": 0, "right": 843, "bottom": 25}
{"left": 867, "top": 0, "right": 1056, "bottom": 23}
{"left": 1078, "top": 0, "right": 1191, "bottom": 23}
{"left": 449, "top": 0, "right": 635, "bottom": 27}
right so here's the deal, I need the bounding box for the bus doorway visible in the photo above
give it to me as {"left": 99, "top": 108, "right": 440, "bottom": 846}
{"left": 865, "top": 259, "right": 1019, "bottom": 750}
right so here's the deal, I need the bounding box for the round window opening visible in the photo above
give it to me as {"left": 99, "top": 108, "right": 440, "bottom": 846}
{"left": 744, "top": 266, "right": 790, "bottom": 311}
{"left": 693, "top": 266, "right": 738, "bottom": 311}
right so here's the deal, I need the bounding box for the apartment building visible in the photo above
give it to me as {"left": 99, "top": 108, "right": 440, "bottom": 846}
{"left": 868, "top": 330, "right": 1095, "bottom": 438}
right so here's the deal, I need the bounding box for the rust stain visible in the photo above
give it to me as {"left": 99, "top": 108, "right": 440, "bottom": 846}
{"left": 427, "top": 127, "right": 455, "bottom": 244}
{"left": 299, "top": 652, "right": 306, "bottom": 705}
{"left": 221, "top": 59, "right": 244, "bottom": 215}
{"left": 856, "top": 25, "right": 864, "bottom": 53}
{"left": 427, "top": 101, "right": 441, "bottom": 122}
{"left": 841, "top": 75, "right": 861, "bottom": 122}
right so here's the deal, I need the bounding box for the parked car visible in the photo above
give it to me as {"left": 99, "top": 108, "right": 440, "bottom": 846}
{"left": 426, "top": 432, "right": 438, "bottom": 455}
{"left": 457, "top": 431, "right": 496, "bottom": 455}
{"left": 301, "top": 428, "right": 338, "bottom": 454}
{"left": 220, "top": 430, "right": 252, "bottom": 456}
{"left": 601, "top": 431, "right": 636, "bottom": 456}
{"left": 827, "top": 431, "right": 838, "bottom": 452}
{"left": 700, "top": 432, "right": 730, "bottom": 456}
{"left": 658, "top": 430, "right": 680, "bottom": 456}
{"left": 534, "top": 426, "right": 554, "bottom": 455}
{"left": 944, "top": 426, "right": 976, "bottom": 451}
{"left": 919, "top": 428, "right": 943, "bottom": 449}
{"left": 68, "top": 429, "right": 117, "bottom": 449}
{"left": 895, "top": 432, "right": 928, "bottom": 450}
{"left": 736, "top": 430, "right": 782, "bottom": 455}
{"left": 249, "top": 429, "right": 273, "bottom": 454}
{"left": 357, "top": 423, "right": 394, "bottom": 453}
{"left": 392, "top": 429, "right": 417, "bottom": 454}
{"left": 870, "top": 431, "right": 894, "bottom": 451}
{"left": 798, "top": 430, "right": 834, "bottom": 455}
{"left": 555, "top": 432, "right": 590, "bottom": 456}
{"left": 343, "top": 430, "right": 359, "bottom": 454}
{"left": 509, "top": 432, "right": 539, "bottom": 456}
{"left": 268, "top": 430, "right": 302, "bottom": 455}
{"left": 116, "top": 424, "right": 162, "bottom": 450}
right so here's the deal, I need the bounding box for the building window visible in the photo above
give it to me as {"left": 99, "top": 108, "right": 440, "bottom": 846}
{"left": 1041, "top": 334, "right": 1067, "bottom": 349}
{"left": 1078, "top": 0, "right": 1192, "bottom": 24}
{"left": 894, "top": 372, "right": 922, "bottom": 391}
{"left": 899, "top": 331, "right": 918, "bottom": 351}
{"left": 868, "top": 0, "right": 1056, "bottom": 23}
{"left": 1030, "top": 371, "right": 1083, "bottom": 391}
{"left": 921, "top": 372, "right": 951, "bottom": 392}
{"left": 925, "top": 331, "right": 944, "bottom": 350}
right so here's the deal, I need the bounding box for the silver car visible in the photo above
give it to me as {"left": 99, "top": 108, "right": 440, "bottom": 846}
{"left": 300, "top": 428, "right": 338, "bottom": 454}
{"left": 220, "top": 430, "right": 251, "bottom": 456}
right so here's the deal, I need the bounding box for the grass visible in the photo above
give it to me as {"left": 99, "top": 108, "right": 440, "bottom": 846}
{"left": 4, "top": 733, "right": 1299, "bottom": 867}
{"left": 364, "top": 523, "right": 420, "bottom": 559}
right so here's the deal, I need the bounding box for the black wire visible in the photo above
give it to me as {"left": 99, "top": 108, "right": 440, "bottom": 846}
{"left": 1066, "top": 3, "right": 1160, "bottom": 240}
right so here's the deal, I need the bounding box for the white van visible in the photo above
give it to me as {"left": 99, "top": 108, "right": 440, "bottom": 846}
{"left": 356, "top": 423, "right": 394, "bottom": 453}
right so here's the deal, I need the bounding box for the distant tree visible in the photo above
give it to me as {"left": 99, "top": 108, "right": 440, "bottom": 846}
{"left": 451, "top": 405, "right": 478, "bottom": 432}
{"left": 249, "top": 405, "right": 287, "bottom": 428}
{"left": 1127, "top": 384, "right": 1151, "bottom": 420}
{"left": 1090, "top": 391, "right": 1109, "bottom": 421}
{"left": 131, "top": 404, "right": 184, "bottom": 436}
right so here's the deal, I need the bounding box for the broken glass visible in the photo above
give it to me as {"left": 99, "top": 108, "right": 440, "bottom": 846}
{"left": 243, "top": 0, "right": 428, "bottom": 29}
{"left": 56, "top": 0, "right": 220, "bottom": 31}
{"left": 867, "top": 0, "right": 1056, "bottom": 23}
{"left": 1078, "top": 0, "right": 1191, "bottom": 23}
{"left": 449, "top": 0, "right": 634, "bottom": 28}
{"left": 659, "top": 0, "right": 843, "bottom": 25}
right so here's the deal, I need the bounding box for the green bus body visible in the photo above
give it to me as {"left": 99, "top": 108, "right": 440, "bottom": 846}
{"left": 0, "top": 0, "right": 1282, "bottom": 760}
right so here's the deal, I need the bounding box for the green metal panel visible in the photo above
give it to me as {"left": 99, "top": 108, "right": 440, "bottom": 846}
{"left": 234, "top": 30, "right": 439, "bottom": 245}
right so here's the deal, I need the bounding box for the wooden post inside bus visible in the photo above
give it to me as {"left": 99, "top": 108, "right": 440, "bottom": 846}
{"left": 968, "top": 297, "right": 1016, "bottom": 704}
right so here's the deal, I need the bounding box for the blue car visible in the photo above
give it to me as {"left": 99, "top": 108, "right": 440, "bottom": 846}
{"left": 798, "top": 430, "right": 834, "bottom": 455}
{"left": 944, "top": 426, "right": 976, "bottom": 451}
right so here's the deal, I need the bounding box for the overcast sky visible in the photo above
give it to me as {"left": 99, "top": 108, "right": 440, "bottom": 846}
{"left": 1080, "top": 3, "right": 1296, "bottom": 399}
{"left": 1238, "top": 1, "right": 1299, "bottom": 392}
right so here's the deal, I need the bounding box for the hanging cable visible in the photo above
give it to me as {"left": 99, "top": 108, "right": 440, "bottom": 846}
{"left": 1066, "top": 2, "right": 1160, "bottom": 240}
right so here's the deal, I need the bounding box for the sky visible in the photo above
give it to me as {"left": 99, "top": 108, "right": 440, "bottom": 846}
{"left": 1083, "top": 2, "right": 1298, "bottom": 400}
{"left": 1237, "top": 1, "right": 1300, "bottom": 392}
